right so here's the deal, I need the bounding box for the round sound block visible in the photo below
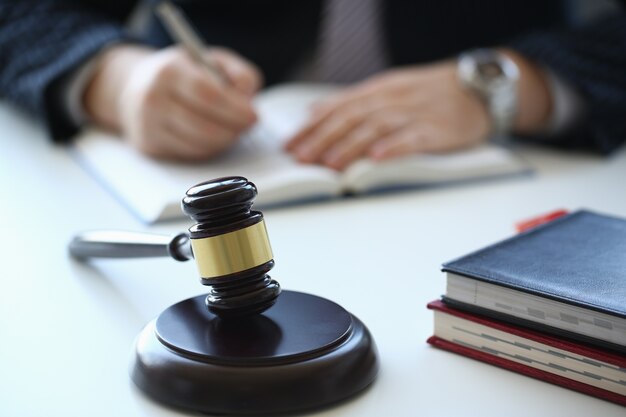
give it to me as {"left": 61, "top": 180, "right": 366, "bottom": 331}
{"left": 131, "top": 290, "right": 379, "bottom": 415}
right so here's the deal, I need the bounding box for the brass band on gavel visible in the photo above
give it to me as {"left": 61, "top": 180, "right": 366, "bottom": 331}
{"left": 190, "top": 220, "right": 274, "bottom": 279}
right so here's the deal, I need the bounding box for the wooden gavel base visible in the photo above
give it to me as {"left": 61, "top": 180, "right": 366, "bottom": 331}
{"left": 131, "top": 290, "right": 379, "bottom": 415}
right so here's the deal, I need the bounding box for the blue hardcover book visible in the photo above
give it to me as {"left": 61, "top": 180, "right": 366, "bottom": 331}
{"left": 441, "top": 210, "right": 626, "bottom": 353}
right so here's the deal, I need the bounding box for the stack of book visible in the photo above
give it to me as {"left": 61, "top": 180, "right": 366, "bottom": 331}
{"left": 427, "top": 210, "right": 626, "bottom": 406}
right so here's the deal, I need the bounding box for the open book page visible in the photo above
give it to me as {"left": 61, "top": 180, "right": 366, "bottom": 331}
{"left": 72, "top": 84, "right": 341, "bottom": 223}
{"left": 341, "top": 145, "right": 529, "bottom": 193}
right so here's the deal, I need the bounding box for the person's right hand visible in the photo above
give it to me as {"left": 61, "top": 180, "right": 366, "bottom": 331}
{"left": 84, "top": 44, "right": 262, "bottom": 161}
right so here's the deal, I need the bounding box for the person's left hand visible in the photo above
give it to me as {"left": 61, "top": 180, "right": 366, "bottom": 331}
{"left": 285, "top": 60, "right": 490, "bottom": 170}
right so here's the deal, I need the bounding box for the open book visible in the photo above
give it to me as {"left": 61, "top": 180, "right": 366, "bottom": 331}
{"left": 72, "top": 83, "right": 529, "bottom": 223}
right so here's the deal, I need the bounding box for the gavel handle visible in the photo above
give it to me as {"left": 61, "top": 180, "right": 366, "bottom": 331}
{"left": 69, "top": 231, "right": 193, "bottom": 262}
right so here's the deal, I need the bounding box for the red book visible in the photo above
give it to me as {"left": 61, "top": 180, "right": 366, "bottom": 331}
{"left": 427, "top": 300, "right": 626, "bottom": 407}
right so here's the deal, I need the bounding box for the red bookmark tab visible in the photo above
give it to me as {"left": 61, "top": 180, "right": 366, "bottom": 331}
{"left": 516, "top": 209, "right": 569, "bottom": 233}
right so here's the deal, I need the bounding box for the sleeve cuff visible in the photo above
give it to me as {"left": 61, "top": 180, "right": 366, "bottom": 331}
{"left": 540, "top": 68, "right": 587, "bottom": 137}
{"left": 58, "top": 42, "right": 120, "bottom": 128}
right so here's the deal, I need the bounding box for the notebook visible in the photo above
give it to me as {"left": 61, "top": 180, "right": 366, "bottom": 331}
{"left": 427, "top": 300, "right": 626, "bottom": 407}
{"left": 441, "top": 210, "right": 626, "bottom": 353}
{"left": 72, "top": 83, "right": 530, "bottom": 223}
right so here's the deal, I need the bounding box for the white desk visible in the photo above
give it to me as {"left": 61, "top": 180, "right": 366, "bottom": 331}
{"left": 1, "top": 103, "right": 625, "bottom": 416}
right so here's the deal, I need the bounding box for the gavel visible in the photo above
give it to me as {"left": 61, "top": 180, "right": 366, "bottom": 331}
{"left": 70, "top": 176, "right": 280, "bottom": 318}
{"left": 69, "top": 175, "right": 378, "bottom": 415}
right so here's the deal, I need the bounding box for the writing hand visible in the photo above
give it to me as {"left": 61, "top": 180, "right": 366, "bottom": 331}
{"left": 85, "top": 45, "right": 262, "bottom": 161}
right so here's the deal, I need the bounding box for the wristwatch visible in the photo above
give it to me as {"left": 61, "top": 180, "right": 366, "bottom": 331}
{"left": 458, "top": 49, "right": 520, "bottom": 136}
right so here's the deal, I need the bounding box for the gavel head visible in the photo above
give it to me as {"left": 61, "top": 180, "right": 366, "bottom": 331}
{"left": 182, "top": 177, "right": 281, "bottom": 318}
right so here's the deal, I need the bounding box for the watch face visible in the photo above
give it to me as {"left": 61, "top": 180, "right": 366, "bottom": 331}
{"left": 477, "top": 61, "right": 505, "bottom": 82}
{"left": 458, "top": 49, "right": 520, "bottom": 95}
{"left": 458, "top": 49, "right": 520, "bottom": 135}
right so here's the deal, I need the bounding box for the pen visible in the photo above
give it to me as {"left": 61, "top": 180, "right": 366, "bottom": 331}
{"left": 155, "top": 0, "right": 228, "bottom": 84}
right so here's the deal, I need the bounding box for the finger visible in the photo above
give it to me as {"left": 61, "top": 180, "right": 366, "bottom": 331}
{"left": 286, "top": 68, "right": 417, "bottom": 152}
{"left": 209, "top": 48, "right": 263, "bottom": 96}
{"left": 174, "top": 63, "right": 257, "bottom": 130}
{"left": 166, "top": 96, "right": 239, "bottom": 148}
{"left": 284, "top": 107, "right": 334, "bottom": 151}
{"left": 320, "top": 126, "right": 378, "bottom": 170}
{"left": 321, "top": 117, "right": 404, "bottom": 170}
{"left": 176, "top": 77, "right": 257, "bottom": 131}
{"left": 286, "top": 98, "right": 385, "bottom": 151}
{"left": 133, "top": 125, "right": 203, "bottom": 161}
{"left": 312, "top": 73, "right": 401, "bottom": 113}
{"left": 159, "top": 119, "right": 234, "bottom": 161}
{"left": 289, "top": 109, "right": 365, "bottom": 163}
{"left": 368, "top": 124, "right": 444, "bottom": 160}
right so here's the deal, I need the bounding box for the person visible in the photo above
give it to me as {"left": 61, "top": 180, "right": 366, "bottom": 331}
{"left": 0, "top": 0, "right": 624, "bottom": 170}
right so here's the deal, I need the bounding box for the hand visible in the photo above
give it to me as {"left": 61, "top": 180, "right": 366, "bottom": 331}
{"left": 286, "top": 51, "right": 551, "bottom": 171}
{"left": 84, "top": 44, "right": 263, "bottom": 161}
{"left": 285, "top": 61, "right": 489, "bottom": 170}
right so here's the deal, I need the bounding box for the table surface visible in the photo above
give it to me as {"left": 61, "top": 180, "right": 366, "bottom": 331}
{"left": 1, "top": 103, "right": 625, "bottom": 417}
